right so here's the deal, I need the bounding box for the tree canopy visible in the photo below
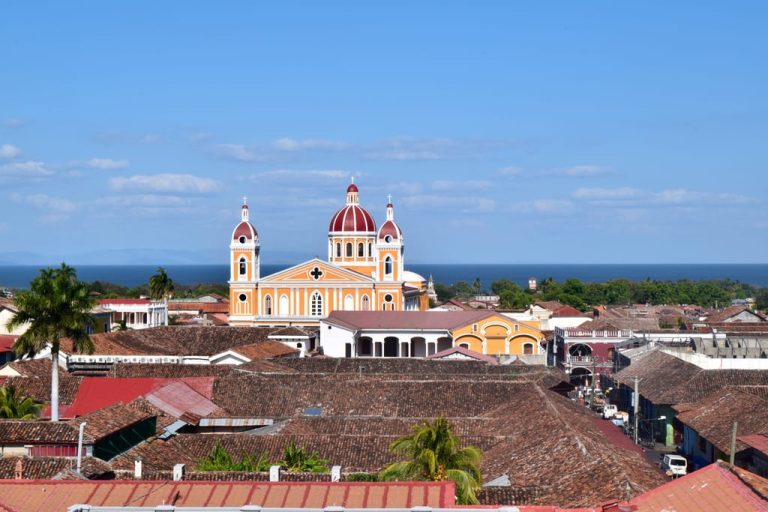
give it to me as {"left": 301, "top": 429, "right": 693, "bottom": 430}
{"left": 0, "top": 385, "right": 41, "bottom": 420}
{"left": 380, "top": 417, "right": 483, "bottom": 505}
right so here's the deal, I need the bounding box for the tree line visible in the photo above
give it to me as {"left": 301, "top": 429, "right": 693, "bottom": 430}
{"left": 436, "top": 277, "right": 768, "bottom": 311}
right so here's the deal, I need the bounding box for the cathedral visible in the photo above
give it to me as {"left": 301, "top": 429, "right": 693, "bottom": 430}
{"left": 228, "top": 181, "right": 430, "bottom": 326}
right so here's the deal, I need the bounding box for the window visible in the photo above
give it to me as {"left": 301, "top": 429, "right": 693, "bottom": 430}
{"left": 514, "top": 324, "right": 519, "bottom": 332}
{"left": 361, "top": 295, "right": 370, "bottom": 311}
{"left": 472, "top": 323, "right": 478, "bottom": 332}
{"left": 385, "top": 256, "right": 393, "bottom": 275}
{"left": 239, "top": 236, "right": 246, "bottom": 244}
{"left": 384, "top": 235, "right": 392, "bottom": 243}
{"left": 344, "top": 294, "right": 354, "bottom": 310}
{"left": 264, "top": 295, "right": 272, "bottom": 315}
{"left": 368, "top": 242, "right": 372, "bottom": 257}
{"left": 523, "top": 343, "right": 533, "bottom": 355}
{"left": 459, "top": 343, "right": 470, "bottom": 349}
{"left": 310, "top": 291, "right": 323, "bottom": 316}
{"left": 336, "top": 243, "right": 341, "bottom": 258}
{"left": 346, "top": 243, "right": 353, "bottom": 258}
{"left": 358, "top": 243, "right": 364, "bottom": 257}
{"left": 384, "top": 294, "right": 393, "bottom": 303}
{"left": 238, "top": 294, "right": 247, "bottom": 302}
{"left": 239, "top": 257, "right": 247, "bottom": 276}
{"left": 280, "top": 294, "right": 289, "bottom": 315}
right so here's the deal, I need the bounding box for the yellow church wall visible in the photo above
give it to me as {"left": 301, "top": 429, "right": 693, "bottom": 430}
{"left": 454, "top": 334, "right": 483, "bottom": 353}
{"left": 450, "top": 314, "right": 544, "bottom": 356}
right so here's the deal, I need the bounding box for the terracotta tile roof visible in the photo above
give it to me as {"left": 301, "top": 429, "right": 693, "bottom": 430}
{"left": 707, "top": 305, "right": 768, "bottom": 323}
{"left": 626, "top": 461, "right": 768, "bottom": 511}
{"left": 77, "top": 401, "right": 155, "bottom": 442}
{"left": 0, "top": 298, "right": 18, "bottom": 312}
{"left": 2, "top": 359, "right": 82, "bottom": 406}
{"left": 552, "top": 305, "right": 589, "bottom": 318}
{"left": 269, "top": 326, "right": 313, "bottom": 337}
{"left": 107, "top": 363, "right": 237, "bottom": 379}
{"left": 426, "top": 346, "right": 499, "bottom": 364}
{"left": 739, "top": 433, "right": 768, "bottom": 455}
{"left": 230, "top": 340, "right": 299, "bottom": 360}
{"left": 0, "top": 420, "right": 81, "bottom": 443}
{"left": 535, "top": 301, "right": 566, "bottom": 311}
{"left": 326, "top": 310, "right": 496, "bottom": 331}
{"left": 0, "top": 480, "right": 455, "bottom": 509}
{"left": 612, "top": 350, "right": 702, "bottom": 404}
{"left": 88, "top": 326, "right": 280, "bottom": 357}
{"left": 673, "top": 387, "right": 768, "bottom": 455}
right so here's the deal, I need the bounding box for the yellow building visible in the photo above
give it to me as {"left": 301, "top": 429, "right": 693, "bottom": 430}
{"left": 320, "top": 310, "right": 545, "bottom": 358}
{"left": 229, "top": 181, "right": 429, "bottom": 327}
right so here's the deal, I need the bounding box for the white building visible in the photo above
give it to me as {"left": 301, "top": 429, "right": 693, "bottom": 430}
{"left": 99, "top": 299, "right": 167, "bottom": 330}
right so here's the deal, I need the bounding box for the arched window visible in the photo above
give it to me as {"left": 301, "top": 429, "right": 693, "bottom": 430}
{"left": 368, "top": 242, "right": 372, "bottom": 257}
{"left": 523, "top": 343, "right": 534, "bottom": 355}
{"left": 385, "top": 256, "right": 393, "bottom": 276}
{"left": 358, "top": 243, "right": 364, "bottom": 257}
{"left": 459, "top": 343, "right": 470, "bottom": 349}
{"left": 361, "top": 295, "right": 370, "bottom": 311}
{"left": 279, "top": 294, "right": 289, "bottom": 315}
{"left": 264, "top": 295, "right": 272, "bottom": 316}
{"left": 344, "top": 294, "right": 354, "bottom": 310}
{"left": 310, "top": 291, "right": 323, "bottom": 316}
{"left": 336, "top": 243, "right": 341, "bottom": 258}
{"left": 345, "top": 243, "right": 353, "bottom": 258}
{"left": 239, "top": 257, "right": 247, "bottom": 276}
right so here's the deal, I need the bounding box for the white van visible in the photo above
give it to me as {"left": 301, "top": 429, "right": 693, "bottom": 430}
{"left": 661, "top": 454, "right": 688, "bottom": 477}
{"left": 602, "top": 404, "right": 618, "bottom": 419}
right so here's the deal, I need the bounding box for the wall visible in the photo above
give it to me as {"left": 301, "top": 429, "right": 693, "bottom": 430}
{"left": 663, "top": 349, "right": 768, "bottom": 370}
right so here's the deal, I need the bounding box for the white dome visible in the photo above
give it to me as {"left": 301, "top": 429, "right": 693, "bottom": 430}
{"left": 402, "top": 270, "right": 425, "bottom": 283}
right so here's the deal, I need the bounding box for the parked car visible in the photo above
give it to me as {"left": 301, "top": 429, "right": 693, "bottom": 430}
{"left": 660, "top": 454, "right": 688, "bottom": 477}
{"left": 603, "top": 404, "right": 618, "bottom": 419}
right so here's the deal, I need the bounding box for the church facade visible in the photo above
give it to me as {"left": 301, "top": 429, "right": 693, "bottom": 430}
{"left": 228, "top": 182, "right": 429, "bottom": 327}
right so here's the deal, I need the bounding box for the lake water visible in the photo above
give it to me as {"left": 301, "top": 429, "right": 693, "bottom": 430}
{"left": 1, "top": 264, "right": 767, "bottom": 289}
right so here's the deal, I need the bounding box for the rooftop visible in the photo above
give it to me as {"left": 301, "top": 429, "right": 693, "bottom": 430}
{"left": 325, "top": 310, "right": 504, "bottom": 331}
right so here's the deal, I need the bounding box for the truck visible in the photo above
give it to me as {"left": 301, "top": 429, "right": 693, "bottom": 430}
{"left": 602, "top": 404, "right": 618, "bottom": 419}
{"left": 660, "top": 454, "right": 688, "bottom": 477}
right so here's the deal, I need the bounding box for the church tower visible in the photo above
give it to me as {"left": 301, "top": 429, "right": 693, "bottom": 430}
{"left": 376, "top": 198, "right": 404, "bottom": 282}
{"left": 229, "top": 199, "right": 260, "bottom": 319}
{"left": 328, "top": 179, "right": 377, "bottom": 277}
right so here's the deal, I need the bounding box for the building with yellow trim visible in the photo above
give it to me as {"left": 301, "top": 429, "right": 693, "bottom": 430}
{"left": 228, "top": 181, "right": 429, "bottom": 327}
{"left": 320, "top": 310, "right": 545, "bottom": 358}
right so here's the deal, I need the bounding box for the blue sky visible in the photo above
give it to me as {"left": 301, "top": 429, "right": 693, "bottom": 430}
{"left": 1, "top": 1, "right": 766, "bottom": 264}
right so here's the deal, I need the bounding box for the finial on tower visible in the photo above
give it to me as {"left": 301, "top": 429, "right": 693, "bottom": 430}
{"left": 241, "top": 197, "right": 249, "bottom": 221}
{"left": 387, "top": 194, "right": 392, "bottom": 205}
{"left": 351, "top": 176, "right": 355, "bottom": 184}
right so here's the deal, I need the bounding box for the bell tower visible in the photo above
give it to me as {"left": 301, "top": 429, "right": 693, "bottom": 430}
{"left": 228, "top": 198, "right": 260, "bottom": 322}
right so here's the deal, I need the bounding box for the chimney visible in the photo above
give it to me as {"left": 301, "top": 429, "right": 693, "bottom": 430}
{"left": 172, "top": 463, "right": 185, "bottom": 481}
{"left": 269, "top": 465, "right": 280, "bottom": 482}
{"left": 134, "top": 458, "right": 143, "bottom": 479}
{"left": 331, "top": 465, "right": 341, "bottom": 482}
{"left": 14, "top": 459, "right": 23, "bottom": 480}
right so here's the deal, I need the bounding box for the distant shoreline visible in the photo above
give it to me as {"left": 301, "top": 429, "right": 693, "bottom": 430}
{"left": 2, "top": 263, "right": 767, "bottom": 289}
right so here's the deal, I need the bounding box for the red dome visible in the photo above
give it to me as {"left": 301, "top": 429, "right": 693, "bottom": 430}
{"left": 232, "top": 221, "right": 258, "bottom": 241}
{"left": 378, "top": 220, "right": 402, "bottom": 240}
{"left": 329, "top": 205, "right": 376, "bottom": 233}
{"left": 347, "top": 183, "right": 359, "bottom": 193}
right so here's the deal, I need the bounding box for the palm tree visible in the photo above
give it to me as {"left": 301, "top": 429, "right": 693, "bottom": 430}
{"left": 149, "top": 267, "right": 174, "bottom": 326}
{"left": 5, "top": 264, "right": 96, "bottom": 421}
{"left": 379, "top": 417, "right": 483, "bottom": 505}
{"left": 0, "top": 384, "right": 42, "bottom": 419}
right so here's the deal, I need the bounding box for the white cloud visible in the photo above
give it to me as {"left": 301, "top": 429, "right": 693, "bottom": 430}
{"left": 2, "top": 119, "right": 24, "bottom": 129}
{"left": 498, "top": 166, "right": 523, "bottom": 176}
{"left": 0, "top": 144, "right": 21, "bottom": 158}
{"left": 259, "top": 169, "right": 351, "bottom": 180}
{"left": 572, "top": 187, "right": 643, "bottom": 200}
{"left": 0, "top": 160, "right": 52, "bottom": 177}
{"left": 559, "top": 165, "right": 609, "bottom": 176}
{"left": 96, "top": 131, "right": 161, "bottom": 144}
{"left": 431, "top": 180, "right": 492, "bottom": 191}
{"left": 213, "top": 144, "right": 266, "bottom": 162}
{"left": 401, "top": 194, "right": 496, "bottom": 213}
{"left": 12, "top": 193, "right": 77, "bottom": 223}
{"left": 81, "top": 158, "right": 129, "bottom": 170}
{"left": 364, "top": 137, "right": 519, "bottom": 161}
{"left": 271, "top": 138, "right": 348, "bottom": 151}
{"left": 109, "top": 174, "right": 221, "bottom": 193}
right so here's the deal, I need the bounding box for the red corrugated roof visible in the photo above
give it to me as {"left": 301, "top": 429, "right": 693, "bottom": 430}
{"left": 67, "top": 377, "right": 214, "bottom": 417}
{"left": 0, "top": 335, "right": 16, "bottom": 352}
{"left": 144, "top": 381, "right": 218, "bottom": 419}
{"left": 626, "top": 461, "right": 768, "bottom": 511}
{"left": 99, "top": 298, "right": 150, "bottom": 305}
{"left": 739, "top": 434, "right": 768, "bottom": 455}
{"left": 0, "top": 480, "right": 456, "bottom": 509}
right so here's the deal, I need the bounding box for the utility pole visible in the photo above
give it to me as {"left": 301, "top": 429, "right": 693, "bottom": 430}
{"left": 730, "top": 421, "right": 738, "bottom": 465}
{"left": 634, "top": 376, "right": 640, "bottom": 445}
